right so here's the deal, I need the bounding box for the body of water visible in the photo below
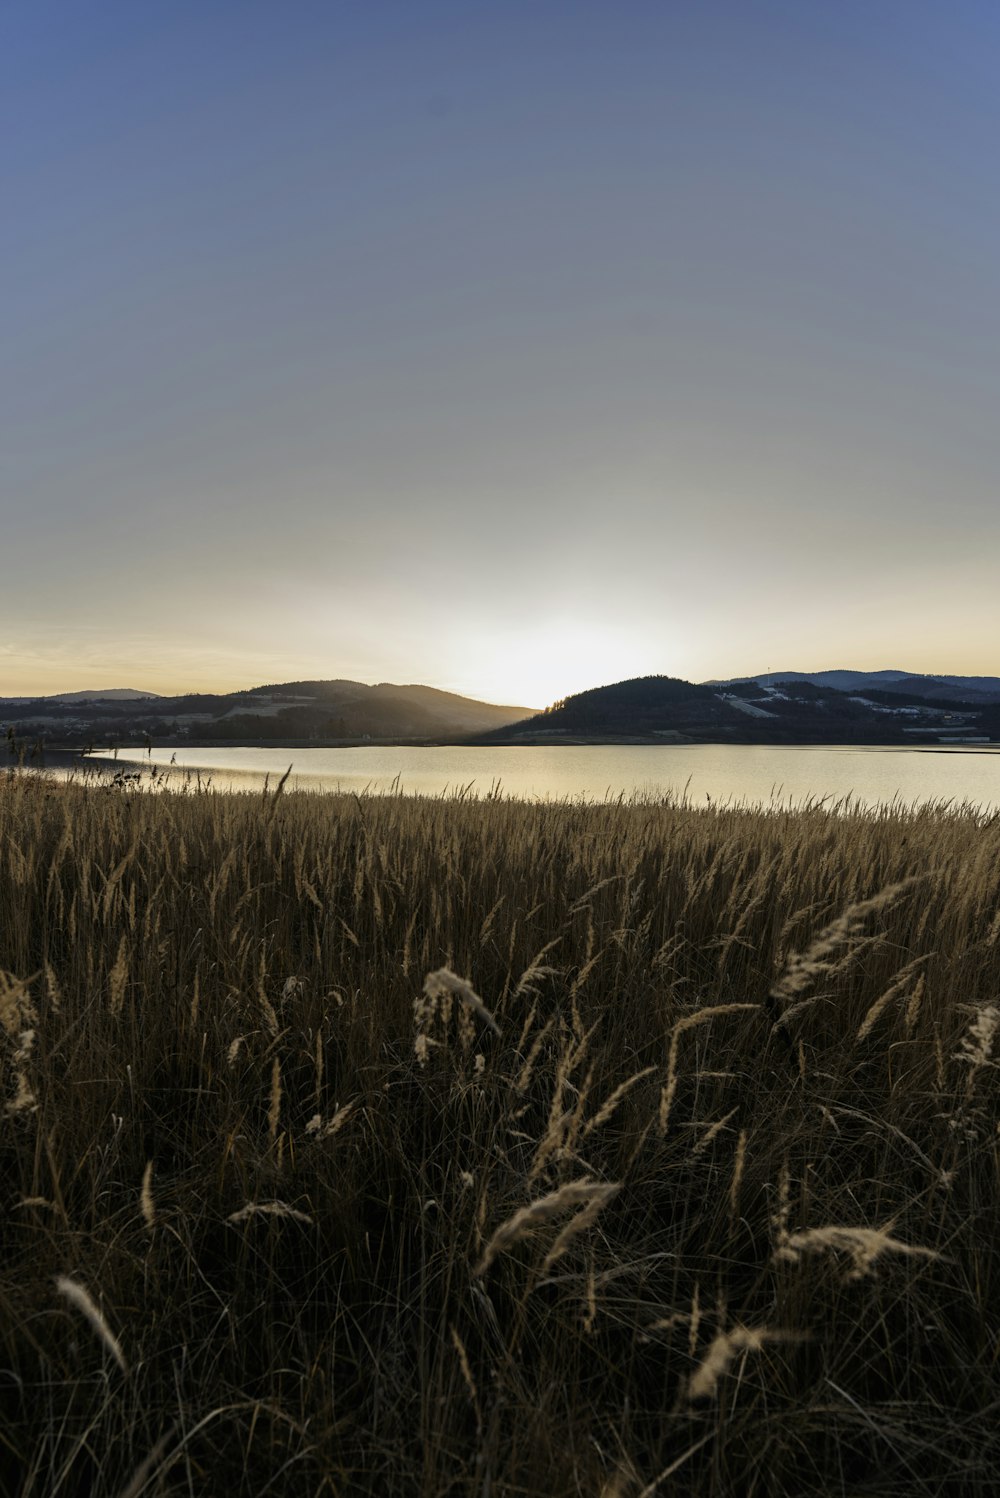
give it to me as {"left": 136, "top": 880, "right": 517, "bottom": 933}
{"left": 85, "top": 742, "right": 1000, "bottom": 812}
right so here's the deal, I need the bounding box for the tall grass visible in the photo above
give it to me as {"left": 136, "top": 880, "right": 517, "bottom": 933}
{"left": 1, "top": 770, "right": 999, "bottom": 1494}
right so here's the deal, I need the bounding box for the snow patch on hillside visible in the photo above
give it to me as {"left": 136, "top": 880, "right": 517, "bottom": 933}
{"left": 716, "top": 693, "right": 776, "bottom": 719}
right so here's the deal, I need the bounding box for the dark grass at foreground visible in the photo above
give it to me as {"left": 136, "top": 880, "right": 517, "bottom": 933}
{"left": 1, "top": 774, "right": 999, "bottom": 1496}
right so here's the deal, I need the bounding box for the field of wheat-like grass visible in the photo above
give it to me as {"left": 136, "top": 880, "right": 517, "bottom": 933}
{"left": 1, "top": 770, "right": 999, "bottom": 1496}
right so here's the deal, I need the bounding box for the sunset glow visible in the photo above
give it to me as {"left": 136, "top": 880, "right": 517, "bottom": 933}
{"left": 4, "top": 3, "right": 999, "bottom": 700}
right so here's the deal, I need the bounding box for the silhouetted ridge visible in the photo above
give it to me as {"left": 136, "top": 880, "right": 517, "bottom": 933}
{"left": 715, "top": 669, "right": 1000, "bottom": 704}
{"left": 514, "top": 675, "right": 719, "bottom": 734}
{"left": 479, "top": 671, "right": 999, "bottom": 744}
{"left": 552, "top": 675, "right": 711, "bottom": 711}
{"left": 0, "top": 678, "right": 537, "bottom": 749}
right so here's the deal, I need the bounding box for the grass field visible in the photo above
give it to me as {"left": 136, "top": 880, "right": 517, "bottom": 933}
{"left": 2, "top": 770, "right": 999, "bottom": 1495}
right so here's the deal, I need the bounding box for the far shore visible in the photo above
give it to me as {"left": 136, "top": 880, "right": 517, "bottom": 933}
{"left": 35, "top": 730, "right": 1000, "bottom": 763}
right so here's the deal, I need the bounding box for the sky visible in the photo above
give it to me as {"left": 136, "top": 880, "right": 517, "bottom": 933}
{"left": 4, "top": 1, "right": 1000, "bottom": 707}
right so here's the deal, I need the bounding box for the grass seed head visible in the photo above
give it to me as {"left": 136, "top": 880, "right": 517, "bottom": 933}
{"left": 422, "top": 967, "right": 500, "bottom": 1036}
{"left": 55, "top": 1276, "right": 128, "bottom": 1373}
{"left": 687, "top": 1325, "right": 803, "bottom": 1401}
{"left": 476, "top": 1178, "right": 619, "bottom": 1275}
{"left": 140, "top": 1161, "right": 156, "bottom": 1230}
{"left": 227, "top": 1201, "right": 314, "bottom": 1225}
{"left": 774, "top": 1224, "right": 941, "bottom": 1279}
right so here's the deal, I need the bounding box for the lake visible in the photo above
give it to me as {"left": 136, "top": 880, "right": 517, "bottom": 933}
{"left": 85, "top": 742, "right": 1000, "bottom": 812}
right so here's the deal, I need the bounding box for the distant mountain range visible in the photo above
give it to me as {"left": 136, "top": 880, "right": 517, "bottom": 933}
{"left": 0, "top": 679, "right": 536, "bottom": 748}
{"left": 711, "top": 670, "right": 1000, "bottom": 704}
{"left": 48, "top": 688, "right": 160, "bottom": 703}
{"left": 0, "top": 688, "right": 160, "bottom": 704}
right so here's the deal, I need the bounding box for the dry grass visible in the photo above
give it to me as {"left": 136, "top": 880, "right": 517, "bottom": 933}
{"left": 1, "top": 768, "right": 1000, "bottom": 1494}
{"left": 773, "top": 1224, "right": 942, "bottom": 1279}
{"left": 54, "top": 1276, "right": 128, "bottom": 1375}
{"left": 686, "top": 1325, "right": 806, "bottom": 1402}
{"left": 476, "top": 1178, "right": 621, "bottom": 1275}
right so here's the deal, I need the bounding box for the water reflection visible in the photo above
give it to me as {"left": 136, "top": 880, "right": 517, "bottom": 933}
{"left": 75, "top": 742, "right": 1000, "bottom": 813}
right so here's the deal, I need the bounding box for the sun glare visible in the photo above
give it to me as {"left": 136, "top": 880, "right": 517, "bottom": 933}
{"left": 458, "top": 619, "right": 671, "bottom": 709}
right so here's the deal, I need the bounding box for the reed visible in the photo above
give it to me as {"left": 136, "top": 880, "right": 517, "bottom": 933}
{"left": 2, "top": 770, "right": 999, "bottom": 1495}
{"left": 54, "top": 1276, "right": 128, "bottom": 1374}
{"left": 476, "top": 1178, "right": 619, "bottom": 1275}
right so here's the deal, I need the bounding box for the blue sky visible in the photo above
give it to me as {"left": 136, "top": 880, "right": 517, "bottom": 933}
{"left": 4, "top": 2, "right": 1000, "bottom": 702}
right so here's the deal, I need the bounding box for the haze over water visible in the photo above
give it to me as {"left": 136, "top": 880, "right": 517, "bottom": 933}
{"left": 92, "top": 743, "right": 1000, "bottom": 813}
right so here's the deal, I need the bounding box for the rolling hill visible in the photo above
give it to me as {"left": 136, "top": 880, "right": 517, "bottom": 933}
{"left": 6, "top": 669, "right": 999, "bottom": 750}
{"left": 0, "top": 680, "right": 536, "bottom": 748}
{"left": 479, "top": 674, "right": 997, "bottom": 745}
{"left": 713, "top": 669, "right": 1000, "bottom": 704}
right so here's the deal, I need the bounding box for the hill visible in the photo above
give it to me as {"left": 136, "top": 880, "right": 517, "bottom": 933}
{"left": 6, "top": 669, "right": 999, "bottom": 752}
{"left": 1, "top": 688, "right": 160, "bottom": 705}
{"left": 0, "top": 679, "right": 536, "bottom": 749}
{"left": 48, "top": 687, "right": 161, "bottom": 702}
{"left": 485, "top": 675, "right": 730, "bottom": 739}
{"left": 714, "top": 669, "right": 1000, "bottom": 704}
{"left": 481, "top": 674, "right": 997, "bottom": 745}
